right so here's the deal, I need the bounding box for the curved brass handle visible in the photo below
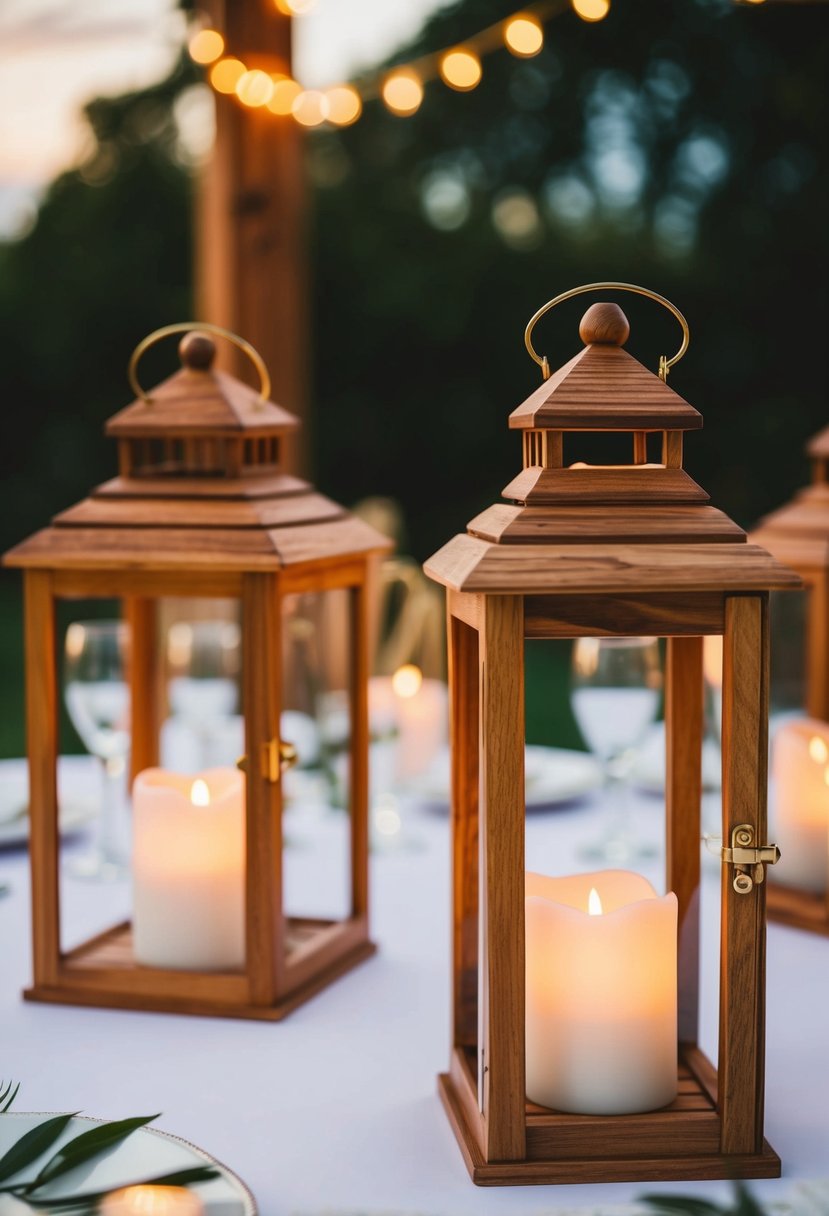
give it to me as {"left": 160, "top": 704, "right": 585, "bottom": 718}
{"left": 524, "top": 282, "right": 690, "bottom": 383}
{"left": 127, "top": 321, "right": 271, "bottom": 406}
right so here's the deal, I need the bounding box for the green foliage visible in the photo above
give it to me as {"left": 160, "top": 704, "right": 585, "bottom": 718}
{"left": 0, "top": 1114, "right": 78, "bottom": 1186}
{"left": 642, "top": 1182, "right": 768, "bottom": 1215}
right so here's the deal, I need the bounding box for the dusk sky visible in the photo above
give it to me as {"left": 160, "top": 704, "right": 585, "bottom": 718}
{"left": 0, "top": 0, "right": 444, "bottom": 236}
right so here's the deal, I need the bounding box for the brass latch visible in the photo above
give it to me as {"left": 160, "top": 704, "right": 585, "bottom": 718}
{"left": 237, "top": 740, "right": 299, "bottom": 784}
{"left": 721, "top": 823, "right": 780, "bottom": 894}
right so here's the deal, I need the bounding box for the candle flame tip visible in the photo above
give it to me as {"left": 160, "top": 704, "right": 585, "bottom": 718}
{"left": 588, "top": 886, "right": 603, "bottom": 916}
{"left": 190, "top": 778, "right": 210, "bottom": 807}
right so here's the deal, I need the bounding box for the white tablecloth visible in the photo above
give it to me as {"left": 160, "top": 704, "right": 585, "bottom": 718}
{"left": 1, "top": 759, "right": 828, "bottom": 1215}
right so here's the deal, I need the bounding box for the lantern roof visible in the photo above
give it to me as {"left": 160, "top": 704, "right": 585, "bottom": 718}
{"left": 425, "top": 300, "right": 799, "bottom": 596}
{"left": 5, "top": 328, "right": 389, "bottom": 575}
{"left": 751, "top": 421, "right": 829, "bottom": 570}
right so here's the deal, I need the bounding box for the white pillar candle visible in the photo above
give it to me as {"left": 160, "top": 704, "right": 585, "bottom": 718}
{"left": 132, "top": 767, "right": 245, "bottom": 970}
{"left": 525, "top": 869, "right": 677, "bottom": 1115}
{"left": 392, "top": 666, "right": 448, "bottom": 780}
{"left": 772, "top": 717, "right": 829, "bottom": 894}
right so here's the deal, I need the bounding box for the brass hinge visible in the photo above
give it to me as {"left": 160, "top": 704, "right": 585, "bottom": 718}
{"left": 721, "top": 823, "right": 780, "bottom": 894}
{"left": 237, "top": 740, "right": 299, "bottom": 783}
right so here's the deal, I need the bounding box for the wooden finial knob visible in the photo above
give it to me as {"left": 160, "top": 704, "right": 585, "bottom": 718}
{"left": 179, "top": 331, "right": 216, "bottom": 370}
{"left": 579, "top": 302, "right": 630, "bottom": 347}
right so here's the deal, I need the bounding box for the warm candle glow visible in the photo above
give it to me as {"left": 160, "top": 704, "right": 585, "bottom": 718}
{"left": 188, "top": 29, "right": 224, "bottom": 66}
{"left": 100, "top": 1186, "right": 204, "bottom": 1215}
{"left": 439, "top": 48, "right": 482, "bottom": 92}
{"left": 275, "top": 0, "right": 317, "bottom": 13}
{"left": 588, "top": 886, "right": 602, "bottom": 916}
{"left": 504, "top": 15, "right": 544, "bottom": 57}
{"left": 267, "top": 77, "right": 303, "bottom": 115}
{"left": 571, "top": 0, "right": 610, "bottom": 21}
{"left": 392, "top": 664, "right": 423, "bottom": 699}
{"left": 382, "top": 70, "right": 424, "bottom": 116}
{"left": 190, "top": 778, "right": 210, "bottom": 807}
{"left": 702, "top": 635, "right": 723, "bottom": 691}
{"left": 809, "top": 735, "right": 829, "bottom": 765}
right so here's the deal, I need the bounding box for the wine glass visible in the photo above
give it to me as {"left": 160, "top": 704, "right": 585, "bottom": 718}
{"left": 166, "top": 620, "right": 241, "bottom": 768}
{"left": 64, "top": 620, "right": 131, "bottom": 881}
{"left": 570, "top": 636, "right": 662, "bottom": 863}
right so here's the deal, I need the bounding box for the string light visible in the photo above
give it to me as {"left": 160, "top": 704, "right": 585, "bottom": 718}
{"left": 382, "top": 70, "right": 424, "bottom": 117}
{"left": 571, "top": 0, "right": 610, "bottom": 22}
{"left": 267, "top": 77, "right": 303, "bottom": 115}
{"left": 292, "top": 89, "right": 330, "bottom": 126}
{"left": 210, "top": 57, "right": 246, "bottom": 95}
{"left": 235, "top": 69, "right": 275, "bottom": 108}
{"left": 326, "top": 85, "right": 362, "bottom": 126}
{"left": 504, "top": 14, "right": 544, "bottom": 57}
{"left": 274, "top": 0, "right": 317, "bottom": 13}
{"left": 440, "top": 47, "right": 482, "bottom": 92}
{"left": 188, "top": 28, "right": 224, "bottom": 65}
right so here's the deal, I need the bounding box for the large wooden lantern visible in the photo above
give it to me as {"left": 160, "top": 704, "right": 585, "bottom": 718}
{"left": 751, "top": 424, "right": 829, "bottom": 934}
{"left": 5, "top": 323, "right": 390, "bottom": 1020}
{"left": 424, "top": 285, "right": 798, "bottom": 1185}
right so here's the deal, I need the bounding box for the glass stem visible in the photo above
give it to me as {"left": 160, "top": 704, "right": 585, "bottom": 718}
{"left": 98, "top": 756, "right": 130, "bottom": 866}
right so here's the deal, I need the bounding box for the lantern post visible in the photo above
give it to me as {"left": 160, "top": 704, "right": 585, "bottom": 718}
{"left": 5, "top": 323, "right": 390, "bottom": 1020}
{"left": 425, "top": 286, "right": 798, "bottom": 1185}
{"left": 752, "top": 423, "right": 829, "bottom": 934}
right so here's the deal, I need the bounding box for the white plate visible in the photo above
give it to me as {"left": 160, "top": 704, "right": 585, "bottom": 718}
{"left": 0, "top": 1113, "right": 256, "bottom": 1214}
{"left": 406, "top": 745, "right": 602, "bottom": 812}
{"left": 0, "top": 756, "right": 98, "bottom": 848}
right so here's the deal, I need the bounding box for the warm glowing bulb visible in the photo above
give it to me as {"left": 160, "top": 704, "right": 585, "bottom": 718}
{"left": 572, "top": 0, "right": 610, "bottom": 20}
{"left": 439, "top": 48, "right": 482, "bottom": 92}
{"left": 236, "top": 68, "right": 274, "bottom": 107}
{"left": 65, "top": 623, "right": 86, "bottom": 660}
{"left": 326, "top": 85, "right": 362, "bottom": 126}
{"left": 810, "top": 736, "right": 829, "bottom": 765}
{"left": 190, "top": 779, "right": 210, "bottom": 807}
{"left": 392, "top": 664, "right": 423, "bottom": 699}
{"left": 382, "top": 70, "right": 424, "bottom": 116}
{"left": 210, "top": 57, "right": 247, "bottom": 95}
{"left": 588, "top": 887, "right": 603, "bottom": 916}
{"left": 100, "top": 1185, "right": 204, "bottom": 1215}
{"left": 188, "top": 28, "right": 224, "bottom": 66}
{"left": 267, "top": 77, "right": 302, "bottom": 115}
{"left": 504, "top": 15, "right": 544, "bottom": 57}
{"left": 292, "top": 89, "right": 330, "bottom": 126}
{"left": 275, "top": 0, "right": 317, "bottom": 13}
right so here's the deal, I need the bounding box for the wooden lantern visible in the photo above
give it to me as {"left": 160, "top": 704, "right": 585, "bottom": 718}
{"left": 424, "top": 285, "right": 798, "bottom": 1185}
{"left": 751, "top": 424, "right": 829, "bottom": 934}
{"left": 4, "top": 323, "right": 390, "bottom": 1020}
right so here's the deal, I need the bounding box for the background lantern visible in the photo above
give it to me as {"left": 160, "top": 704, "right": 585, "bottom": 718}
{"left": 751, "top": 424, "right": 829, "bottom": 934}
{"left": 4, "top": 323, "right": 390, "bottom": 1020}
{"left": 424, "top": 285, "right": 798, "bottom": 1185}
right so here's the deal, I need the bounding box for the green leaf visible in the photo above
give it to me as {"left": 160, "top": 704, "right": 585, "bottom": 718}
{"left": 0, "top": 1113, "right": 79, "bottom": 1185}
{"left": 640, "top": 1197, "right": 726, "bottom": 1216}
{"left": 24, "top": 1165, "right": 219, "bottom": 1209}
{"left": 733, "top": 1182, "right": 767, "bottom": 1216}
{"left": 0, "top": 1082, "right": 21, "bottom": 1113}
{"left": 23, "top": 1114, "right": 161, "bottom": 1194}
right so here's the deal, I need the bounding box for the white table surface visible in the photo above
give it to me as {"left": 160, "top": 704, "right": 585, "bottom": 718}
{"left": 1, "top": 757, "right": 828, "bottom": 1216}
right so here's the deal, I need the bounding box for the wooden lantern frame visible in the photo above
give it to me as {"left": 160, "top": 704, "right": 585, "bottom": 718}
{"left": 425, "top": 289, "right": 798, "bottom": 1185}
{"left": 5, "top": 325, "right": 390, "bottom": 1020}
{"left": 752, "top": 424, "right": 829, "bottom": 935}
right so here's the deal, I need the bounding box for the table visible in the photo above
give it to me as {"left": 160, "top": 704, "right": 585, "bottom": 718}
{"left": 1, "top": 759, "right": 827, "bottom": 1215}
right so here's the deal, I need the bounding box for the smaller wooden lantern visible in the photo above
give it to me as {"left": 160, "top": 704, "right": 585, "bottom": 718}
{"left": 425, "top": 284, "right": 798, "bottom": 1185}
{"left": 752, "top": 424, "right": 829, "bottom": 934}
{"left": 4, "top": 323, "right": 390, "bottom": 1020}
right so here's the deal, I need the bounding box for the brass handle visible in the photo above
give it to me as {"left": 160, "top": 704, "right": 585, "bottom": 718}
{"left": 524, "top": 282, "right": 690, "bottom": 383}
{"left": 127, "top": 321, "right": 271, "bottom": 406}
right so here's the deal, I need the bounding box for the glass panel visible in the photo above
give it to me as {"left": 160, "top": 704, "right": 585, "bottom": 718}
{"left": 282, "top": 588, "right": 353, "bottom": 926}
{"left": 769, "top": 587, "right": 807, "bottom": 716}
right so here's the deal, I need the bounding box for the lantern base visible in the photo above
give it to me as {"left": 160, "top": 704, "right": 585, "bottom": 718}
{"left": 767, "top": 879, "right": 829, "bottom": 936}
{"left": 23, "top": 917, "right": 376, "bottom": 1020}
{"left": 438, "top": 1046, "right": 781, "bottom": 1186}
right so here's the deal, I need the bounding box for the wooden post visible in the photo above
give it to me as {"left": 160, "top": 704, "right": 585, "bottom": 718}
{"left": 24, "top": 571, "right": 60, "bottom": 986}
{"left": 806, "top": 571, "right": 829, "bottom": 721}
{"left": 349, "top": 578, "right": 370, "bottom": 924}
{"left": 242, "top": 571, "right": 285, "bottom": 1005}
{"left": 665, "top": 635, "right": 704, "bottom": 1048}
{"left": 197, "top": 0, "right": 308, "bottom": 473}
{"left": 479, "top": 595, "right": 525, "bottom": 1162}
{"left": 719, "top": 594, "right": 769, "bottom": 1156}
{"left": 125, "top": 597, "right": 160, "bottom": 782}
{"left": 449, "top": 605, "right": 480, "bottom": 1051}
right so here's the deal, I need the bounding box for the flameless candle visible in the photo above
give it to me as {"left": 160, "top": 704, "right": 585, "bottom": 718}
{"left": 525, "top": 869, "right": 677, "bottom": 1115}
{"left": 772, "top": 717, "right": 829, "bottom": 893}
{"left": 392, "top": 666, "right": 448, "bottom": 780}
{"left": 101, "top": 1187, "right": 204, "bottom": 1215}
{"left": 132, "top": 767, "right": 245, "bottom": 970}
